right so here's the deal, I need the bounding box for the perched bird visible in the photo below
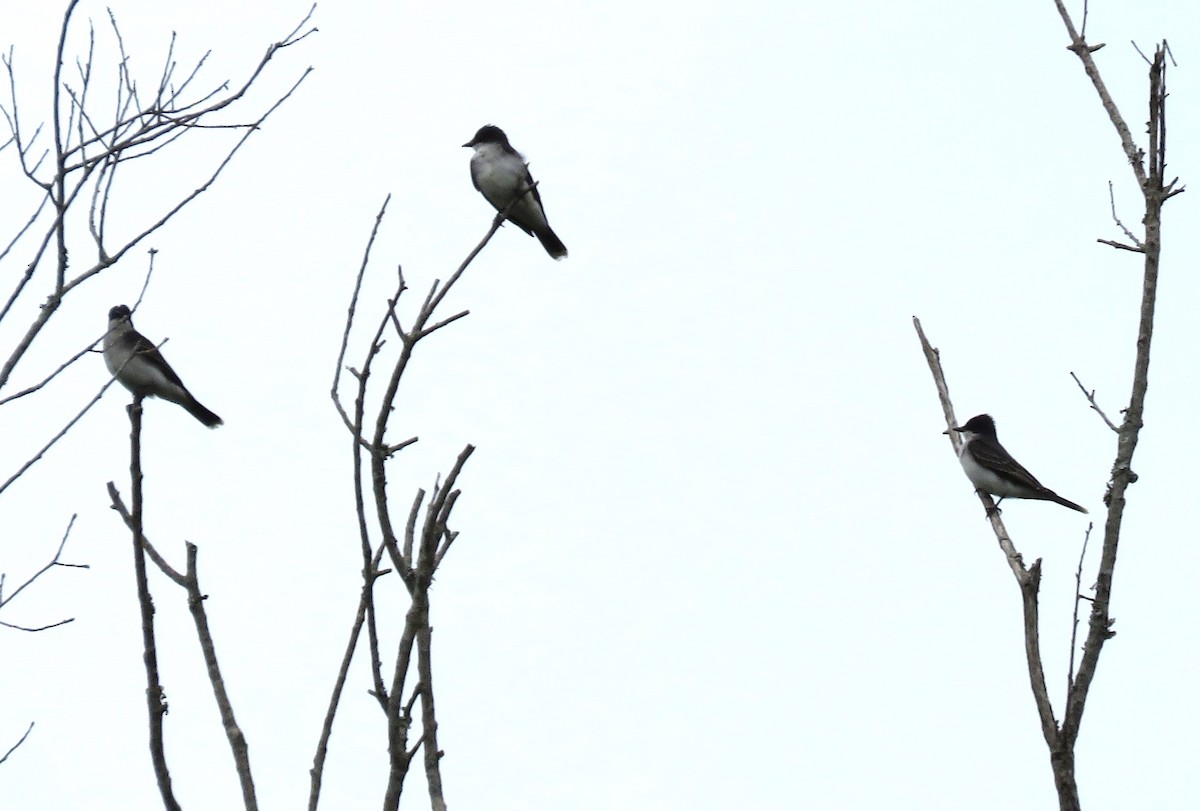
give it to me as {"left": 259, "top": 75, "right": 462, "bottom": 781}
{"left": 946, "top": 414, "right": 1086, "bottom": 512}
{"left": 103, "top": 305, "right": 223, "bottom": 428}
{"left": 463, "top": 125, "right": 567, "bottom": 260}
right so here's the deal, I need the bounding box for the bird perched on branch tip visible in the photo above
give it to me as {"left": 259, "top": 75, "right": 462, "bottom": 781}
{"left": 464, "top": 124, "right": 568, "bottom": 260}
{"left": 104, "top": 304, "right": 223, "bottom": 428}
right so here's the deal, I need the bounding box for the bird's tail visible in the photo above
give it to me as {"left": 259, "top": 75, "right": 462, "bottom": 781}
{"left": 184, "top": 396, "right": 223, "bottom": 428}
{"left": 535, "top": 226, "right": 568, "bottom": 260}
{"left": 1046, "top": 490, "right": 1087, "bottom": 513}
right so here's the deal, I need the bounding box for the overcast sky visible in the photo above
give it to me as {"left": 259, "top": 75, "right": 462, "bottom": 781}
{"left": 2, "top": 1, "right": 1198, "bottom": 809}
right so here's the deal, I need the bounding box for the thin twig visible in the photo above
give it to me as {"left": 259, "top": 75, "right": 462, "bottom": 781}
{"left": 1096, "top": 238, "right": 1144, "bottom": 253}
{"left": 1069, "top": 372, "right": 1119, "bottom": 432}
{"left": 1106, "top": 180, "right": 1143, "bottom": 248}
{"left": 0, "top": 333, "right": 101, "bottom": 406}
{"left": 0, "top": 722, "right": 34, "bottom": 765}
{"left": 1067, "top": 523, "right": 1094, "bottom": 685}
{"left": 401, "top": 490, "right": 424, "bottom": 585}
{"left": 0, "top": 616, "right": 74, "bottom": 632}
{"left": 107, "top": 484, "right": 186, "bottom": 586}
{"left": 0, "top": 366, "right": 126, "bottom": 497}
{"left": 331, "top": 195, "right": 391, "bottom": 435}
{"left": 0, "top": 514, "right": 86, "bottom": 629}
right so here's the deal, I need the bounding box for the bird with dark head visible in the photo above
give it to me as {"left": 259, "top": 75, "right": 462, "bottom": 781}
{"left": 103, "top": 305, "right": 223, "bottom": 428}
{"left": 946, "top": 413, "right": 1086, "bottom": 512}
{"left": 463, "top": 125, "right": 568, "bottom": 260}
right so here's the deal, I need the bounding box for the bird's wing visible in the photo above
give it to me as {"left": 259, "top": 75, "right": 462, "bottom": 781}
{"left": 129, "top": 332, "right": 188, "bottom": 390}
{"left": 971, "top": 438, "right": 1048, "bottom": 492}
{"left": 523, "top": 164, "right": 548, "bottom": 213}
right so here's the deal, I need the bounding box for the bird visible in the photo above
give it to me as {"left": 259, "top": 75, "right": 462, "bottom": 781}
{"left": 946, "top": 414, "right": 1086, "bottom": 512}
{"left": 463, "top": 125, "right": 567, "bottom": 260}
{"left": 103, "top": 305, "right": 223, "bottom": 428}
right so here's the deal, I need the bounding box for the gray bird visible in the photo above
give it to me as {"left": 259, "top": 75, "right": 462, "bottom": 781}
{"left": 464, "top": 125, "right": 567, "bottom": 260}
{"left": 103, "top": 305, "right": 222, "bottom": 428}
{"left": 947, "top": 414, "right": 1085, "bottom": 512}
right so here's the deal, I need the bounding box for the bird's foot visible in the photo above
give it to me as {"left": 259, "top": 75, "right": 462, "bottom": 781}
{"left": 978, "top": 491, "right": 1003, "bottom": 517}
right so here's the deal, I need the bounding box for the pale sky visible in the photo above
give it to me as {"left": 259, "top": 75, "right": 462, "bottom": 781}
{"left": 2, "top": 1, "right": 1198, "bottom": 809}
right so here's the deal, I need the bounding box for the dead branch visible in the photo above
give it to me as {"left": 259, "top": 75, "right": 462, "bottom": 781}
{"left": 1067, "top": 524, "right": 1095, "bottom": 685}
{"left": 0, "top": 5, "right": 314, "bottom": 400}
{"left": 0, "top": 514, "right": 86, "bottom": 632}
{"left": 108, "top": 425, "right": 257, "bottom": 809}
{"left": 1069, "top": 372, "right": 1119, "bottom": 433}
{"left": 0, "top": 721, "right": 34, "bottom": 765}
{"left": 915, "top": 14, "right": 1181, "bottom": 809}
{"left": 183, "top": 543, "right": 258, "bottom": 810}
{"left": 1061, "top": 42, "right": 1176, "bottom": 757}
{"left": 913, "top": 317, "right": 1062, "bottom": 768}
{"left": 311, "top": 184, "right": 519, "bottom": 810}
{"left": 118, "top": 396, "right": 181, "bottom": 811}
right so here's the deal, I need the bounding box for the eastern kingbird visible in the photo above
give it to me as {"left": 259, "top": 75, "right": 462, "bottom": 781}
{"left": 947, "top": 414, "right": 1085, "bottom": 512}
{"left": 463, "top": 125, "right": 568, "bottom": 260}
{"left": 103, "top": 305, "right": 223, "bottom": 428}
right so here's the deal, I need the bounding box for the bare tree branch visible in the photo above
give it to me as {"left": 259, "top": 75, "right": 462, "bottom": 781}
{"left": 0, "top": 5, "right": 315, "bottom": 403}
{"left": 0, "top": 247, "right": 154, "bottom": 410}
{"left": 314, "top": 185, "right": 522, "bottom": 809}
{"left": 331, "top": 195, "right": 392, "bottom": 438}
{"left": 1067, "top": 524, "right": 1095, "bottom": 686}
{"left": 1052, "top": 0, "right": 1146, "bottom": 185}
{"left": 1095, "top": 238, "right": 1144, "bottom": 253}
{"left": 1062, "top": 42, "right": 1177, "bottom": 755}
{"left": 0, "top": 365, "right": 126, "bottom": 497}
{"left": 0, "top": 721, "right": 34, "bottom": 765}
{"left": 914, "top": 316, "right": 1073, "bottom": 805}
{"left": 0, "top": 514, "right": 85, "bottom": 633}
{"left": 106, "top": 485, "right": 186, "bottom": 587}
{"left": 113, "top": 397, "right": 181, "bottom": 811}
{"left": 307, "top": 540, "right": 388, "bottom": 811}
{"left": 109, "top": 430, "right": 257, "bottom": 809}
{"left": 916, "top": 14, "right": 1183, "bottom": 808}
{"left": 109, "top": 452, "right": 257, "bottom": 809}
{"left": 183, "top": 543, "right": 258, "bottom": 810}
{"left": 1105, "top": 180, "right": 1143, "bottom": 249}
{"left": 1069, "top": 372, "right": 1119, "bottom": 433}
{"left": 0, "top": 333, "right": 102, "bottom": 407}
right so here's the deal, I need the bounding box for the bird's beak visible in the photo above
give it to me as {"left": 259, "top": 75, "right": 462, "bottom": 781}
{"left": 461, "top": 141, "right": 473, "bottom": 148}
{"left": 943, "top": 427, "right": 959, "bottom": 435}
